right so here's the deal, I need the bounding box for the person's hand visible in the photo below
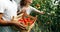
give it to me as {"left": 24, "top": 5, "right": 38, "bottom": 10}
{"left": 40, "top": 11, "right": 45, "bottom": 14}
{"left": 18, "top": 8, "right": 26, "bottom": 15}
{"left": 21, "top": 8, "right": 26, "bottom": 13}
{"left": 13, "top": 20, "right": 27, "bottom": 30}
{"left": 10, "top": 16, "right": 19, "bottom": 26}
{"left": 11, "top": 16, "right": 27, "bottom": 30}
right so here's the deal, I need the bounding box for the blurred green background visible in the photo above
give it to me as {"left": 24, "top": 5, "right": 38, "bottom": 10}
{"left": 30, "top": 0, "right": 60, "bottom": 32}
{"left": 15, "top": 0, "right": 60, "bottom": 32}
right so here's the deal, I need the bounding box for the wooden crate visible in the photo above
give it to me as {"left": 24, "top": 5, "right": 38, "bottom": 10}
{"left": 17, "top": 13, "right": 37, "bottom": 32}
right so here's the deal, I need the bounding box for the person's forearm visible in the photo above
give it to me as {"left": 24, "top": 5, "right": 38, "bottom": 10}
{"left": 0, "top": 19, "right": 15, "bottom": 26}
{"left": 0, "top": 19, "right": 27, "bottom": 30}
{"left": 35, "top": 10, "right": 41, "bottom": 14}
{"left": 35, "top": 10, "right": 44, "bottom": 14}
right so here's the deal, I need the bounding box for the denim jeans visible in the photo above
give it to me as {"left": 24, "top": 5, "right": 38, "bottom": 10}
{"left": 0, "top": 26, "right": 19, "bottom": 32}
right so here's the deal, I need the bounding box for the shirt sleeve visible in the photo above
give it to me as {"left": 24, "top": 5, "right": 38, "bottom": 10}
{"left": 30, "top": 6, "right": 40, "bottom": 13}
{"left": 30, "top": 6, "right": 37, "bottom": 11}
{"left": 0, "top": 2, "right": 5, "bottom": 13}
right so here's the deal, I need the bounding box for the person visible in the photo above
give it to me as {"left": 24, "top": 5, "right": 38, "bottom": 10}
{"left": 0, "top": 0, "right": 25, "bottom": 32}
{"left": 17, "top": 0, "right": 45, "bottom": 32}
{"left": 18, "top": 0, "right": 44, "bottom": 15}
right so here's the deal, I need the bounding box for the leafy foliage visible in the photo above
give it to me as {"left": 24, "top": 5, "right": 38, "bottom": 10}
{"left": 30, "top": 0, "right": 60, "bottom": 32}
